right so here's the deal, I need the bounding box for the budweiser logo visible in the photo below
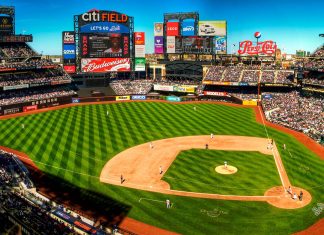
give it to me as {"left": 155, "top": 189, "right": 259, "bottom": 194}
{"left": 82, "top": 58, "right": 130, "bottom": 72}
{"left": 238, "top": 40, "right": 277, "bottom": 55}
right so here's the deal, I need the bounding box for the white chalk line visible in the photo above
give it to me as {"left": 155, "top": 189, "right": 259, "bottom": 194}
{"left": 139, "top": 198, "right": 174, "bottom": 208}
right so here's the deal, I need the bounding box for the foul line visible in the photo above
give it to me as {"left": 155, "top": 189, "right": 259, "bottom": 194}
{"left": 139, "top": 198, "right": 174, "bottom": 208}
{"left": 258, "top": 106, "right": 286, "bottom": 189}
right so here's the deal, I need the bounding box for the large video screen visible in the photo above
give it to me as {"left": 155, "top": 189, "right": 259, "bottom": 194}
{"left": 173, "top": 36, "right": 213, "bottom": 54}
{"left": 81, "top": 34, "right": 130, "bottom": 58}
{"left": 0, "top": 16, "right": 13, "bottom": 33}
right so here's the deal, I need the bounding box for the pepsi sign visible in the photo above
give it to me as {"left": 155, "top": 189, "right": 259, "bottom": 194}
{"left": 182, "top": 22, "right": 195, "bottom": 36}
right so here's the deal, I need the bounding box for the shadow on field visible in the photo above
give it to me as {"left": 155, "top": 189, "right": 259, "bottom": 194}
{"left": 27, "top": 166, "right": 132, "bottom": 228}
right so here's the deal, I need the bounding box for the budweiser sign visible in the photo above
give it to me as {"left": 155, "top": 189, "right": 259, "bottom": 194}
{"left": 81, "top": 58, "right": 131, "bottom": 73}
{"left": 238, "top": 40, "right": 277, "bottom": 55}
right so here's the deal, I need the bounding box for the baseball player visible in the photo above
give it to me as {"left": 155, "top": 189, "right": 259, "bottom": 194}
{"left": 150, "top": 142, "right": 154, "bottom": 149}
{"left": 211, "top": 133, "right": 214, "bottom": 139}
{"left": 224, "top": 161, "right": 228, "bottom": 169}
{"left": 283, "top": 144, "right": 286, "bottom": 150}
{"left": 120, "top": 174, "right": 124, "bottom": 184}
{"left": 193, "top": 106, "right": 197, "bottom": 111}
{"left": 159, "top": 166, "right": 163, "bottom": 174}
{"left": 166, "top": 199, "right": 171, "bottom": 208}
{"left": 107, "top": 110, "right": 109, "bottom": 116}
{"left": 21, "top": 124, "right": 24, "bottom": 129}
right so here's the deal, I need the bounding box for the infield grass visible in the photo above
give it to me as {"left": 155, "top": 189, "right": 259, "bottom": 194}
{"left": 163, "top": 149, "right": 281, "bottom": 195}
{"left": 0, "top": 102, "right": 323, "bottom": 235}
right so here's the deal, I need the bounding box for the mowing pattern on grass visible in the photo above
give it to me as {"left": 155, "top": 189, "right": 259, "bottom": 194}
{"left": 163, "top": 149, "right": 281, "bottom": 196}
{"left": 0, "top": 102, "right": 323, "bottom": 235}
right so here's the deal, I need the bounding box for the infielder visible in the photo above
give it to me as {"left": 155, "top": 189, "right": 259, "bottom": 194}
{"left": 211, "top": 133, "right": 214, "bottom": 139}
{"left": 159, "top": 166, "right": 163, "bottom": 174}
{"left": 150, "top": 142, "right": 154, "bottom": 149}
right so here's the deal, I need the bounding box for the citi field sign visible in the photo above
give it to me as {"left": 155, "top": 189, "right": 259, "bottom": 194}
{"left": 79, "top": 10, "right": 130, "bottom": 33}
{"left": 81, "top": 10, "right": 128, "bottom": 23}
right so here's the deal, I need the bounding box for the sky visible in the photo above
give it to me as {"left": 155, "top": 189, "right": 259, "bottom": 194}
{"left": 2, "top": 0, "right": 324, "bottom": 55}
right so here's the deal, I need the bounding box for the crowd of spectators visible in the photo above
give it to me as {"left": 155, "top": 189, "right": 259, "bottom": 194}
{"left": 0, "top": 68, "right": 71, "bottom": 87}
{"left": 312, "top": 46, "right": 324, "bottom": 57}
{"left": 0, "top": 150, "right": 33, "bottom": 189}
{"left": 223, "top": 66, "right": 243, "bottom": 82}
{"left": 0, "top": 191, "right": 75, "bottom": 235}
{"left": 0, "top": 87, "right": 76, "bottom": 106}
{"left": 0, "top": 43, "right": 37, "bottom": 59}
{"left": 205, "top": 66, "right": 226, "bottom": 81}
{"left": 262, "top": 91, "right": 324, "bottom": 143}
{"left": 304, "top": 59, "right": 324, "bottom": 69}
{"left": 0, "top": 58, "right": 55, "bottom": 71}
{"left": 110, "top": 79, "right": 154, "bottom": 95}
{"left": 241, "top": 70, "right": 260, "bottom": 83}
{"left": 276, "top": 71, "right": 294, "bottom": 84}
{"left": 229, "top": 92, "right": 258, "bottom": 100}
{"left": 261, "top": 70, "right": 275, "bottom": 83}
{"left": 303, "top": 78, "right": 324, "bottom": 86}
{"left": 204, "top": 65, "right": 293, "bottom": 84}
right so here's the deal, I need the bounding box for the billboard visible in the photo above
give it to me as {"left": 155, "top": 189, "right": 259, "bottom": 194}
{"left": 135, "top": 45, "right": 145, "bottom": 58}
{"left": 134, "top": 32, "right": 145, "bottom": 45}
{"left": 203, "top": 91, "right": 228, "bottom": 96}
{"left": 63, "top": 65, "right": 76, "bottom": 73}
{"left": 116, "top": 96, "right": 130, "bottom": 101}
{"left": 79, "top": 10, "right": 130, "bottom": 34}
{"left": 214, "top": 36, "right": 227, "bottom": 54}
{"left": 81, "top": 34, "right": 129, "bottom": 58}
{"left": 167, "top": 22, "right": 179, "bottom": 36}
{"left": 135, "top": 58, "right": 146, "bottom": 71}
{"left": 198, "top": 21, "right": 226, "bottom": 36}
{"left": 182, "top": 21, "right": 195, "bottom": 36}
{"left": 154, "top": 23, "right": 163, "bottom": 36}
{"left": 63, "top": 45, "right": 76, "bottom": 59}
{"left": 81, "top": 58, "right": 131, "bottom": 72}
{"left": 154, "top": 36, "right": 164, "bottom": 54}
{"left": 167, "top": 36, "right": 176, "bottom": 53}
{"left": 62, "top": 31, "right": 75, "bottom": 44}
{"left": 154, "top": 84, "right": 174, "bottom": 91}
{"left": 0, "top": 16, "right": 13, "bottom": 33}
{"left": 238, "top": 40, "right": 277, "bottom": 56}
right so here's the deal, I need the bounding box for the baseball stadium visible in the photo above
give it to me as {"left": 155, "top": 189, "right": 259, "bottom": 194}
{"left": 0, "top": 2, "right": 323, "bottom": 235}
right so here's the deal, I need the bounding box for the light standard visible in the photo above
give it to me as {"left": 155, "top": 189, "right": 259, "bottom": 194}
{"left": 231, "top": 44, "right": 236, "bottom": 65}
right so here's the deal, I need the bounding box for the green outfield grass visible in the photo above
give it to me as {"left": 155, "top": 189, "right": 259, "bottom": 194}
{"left": 163, "top": 150, "right": 281, "bottom": 195}
{"left": 0, "top": 102, "right": 323, "bottom": 235}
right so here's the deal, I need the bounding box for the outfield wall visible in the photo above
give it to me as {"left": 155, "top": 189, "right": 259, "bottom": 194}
{"left": 0, "top": 94, "right": 242, "bottom": 116}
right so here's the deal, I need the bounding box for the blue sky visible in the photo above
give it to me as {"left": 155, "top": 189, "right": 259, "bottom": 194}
{"left": 3, "top": 0, "right": 324, "bottom": 55}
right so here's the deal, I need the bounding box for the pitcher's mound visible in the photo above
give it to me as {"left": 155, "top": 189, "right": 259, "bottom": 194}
{"left": 215, "top": 165, "right": 237, "bottom": 174}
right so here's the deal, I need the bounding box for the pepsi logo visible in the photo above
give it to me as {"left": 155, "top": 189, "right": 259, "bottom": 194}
{"left": 254, "top": 32, "right": 261, "bottom": 39}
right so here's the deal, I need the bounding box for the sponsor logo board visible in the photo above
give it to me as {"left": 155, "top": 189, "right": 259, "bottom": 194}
{"left": 166, "top": 22, "right": 179, "bottom": 36}
{"left": 198, "top": 21, "right": 226, "bottom": 36}
{"left": 182, "top": 21, "right": 195, "bottom": 36}
{"left": 116, "top": 96, "right": 130, "bottom": 101}
{"left": 131, "top": 95, "right": 146, "bottom": 100}
{"left": 154, "top": 22, "right": 163, "bottom": 36}
{"left": 81, "top": 58, "right": 130, "bottom": 73}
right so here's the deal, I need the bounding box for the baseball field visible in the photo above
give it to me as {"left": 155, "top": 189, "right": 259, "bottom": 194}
{"left": 0, "top": 102, "right": 323, "bottom": 234}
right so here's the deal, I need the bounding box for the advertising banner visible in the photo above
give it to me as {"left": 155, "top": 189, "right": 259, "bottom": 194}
{"left": 179, "top": 36, "right": 213, "bottom": 54}
{"left": 166, "top": 22, "right": 179, "bottom": 36}
{"left": 154, "top": 23, "right": 163, "bottom": 36}
{"left": 134, "top": 32, "right": 145, "bottom": 45}
{"left": 166, "top": 96, "right": 181, "bottom": 102}
{"left": 0, "top": 16, "right": 13, "bottom": 33}
{"left": 182, "top": 21, "right": 195, "bottom": 36}
{"left": 198, "top": 21, "right": 226, "bottom": 36}
{"left": 135, "top": 45, "right": 145, "bottom": 58}
{"left": 167, "top": 36, "right": 176, "bottom": 53}
{"left": 262, "top": 94, "right": 273, "bottom": 99}
{"left": 63, "top": 65, "right": 76, "bottom": 74}
{"left": 4, "top": 107, "right": 21, "bottom": 115}
{"left": 3, "top": 84, "right": 29, "bottom": 90}
{"left": 238, "top": 40, "right": 277, "bottom": 56}
{"left": 214, "top": 36, "right": 226, "bottom": 54}
{"left": 72, "top": 98, "right": 80, "bottom": 103}
{"left": 81, "top": 58, "right": 131, "bottom": 73}
{"left": 173, "top": 86, "right": 196, "bottom": 93}
{"left": 131, "top": 95, "right": 146, "bottom": 100}
{"left": 154, "top": 84, "right": 174, "bottom": 91}
{"left": 154, "top": 36, "right": 164, "bottom": 54}
{"left": 29, "top": 82, "right": 51, "bottom": 87}
{"left": 63, "top": 44, "right": 76, "bottom": 59}
{"left": 243, "top": 100, "right": 258, "bottom": 106}
{"left": 135, "top": 58, "right": 146, "bottom": 71}
{"left": 62, "top": 32, "right": 75, "bottom": 44}
{"left": 23, "top": 105, "right": 38, "bottom": 112}
{"left": 116, "top": 96, "right": 130, "bottom": 101}
{"left": 80, "top": 22, "right": 130, "bottom": 34}
{"left": 203, "top": 91, "right": 228, "bottom": 96}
